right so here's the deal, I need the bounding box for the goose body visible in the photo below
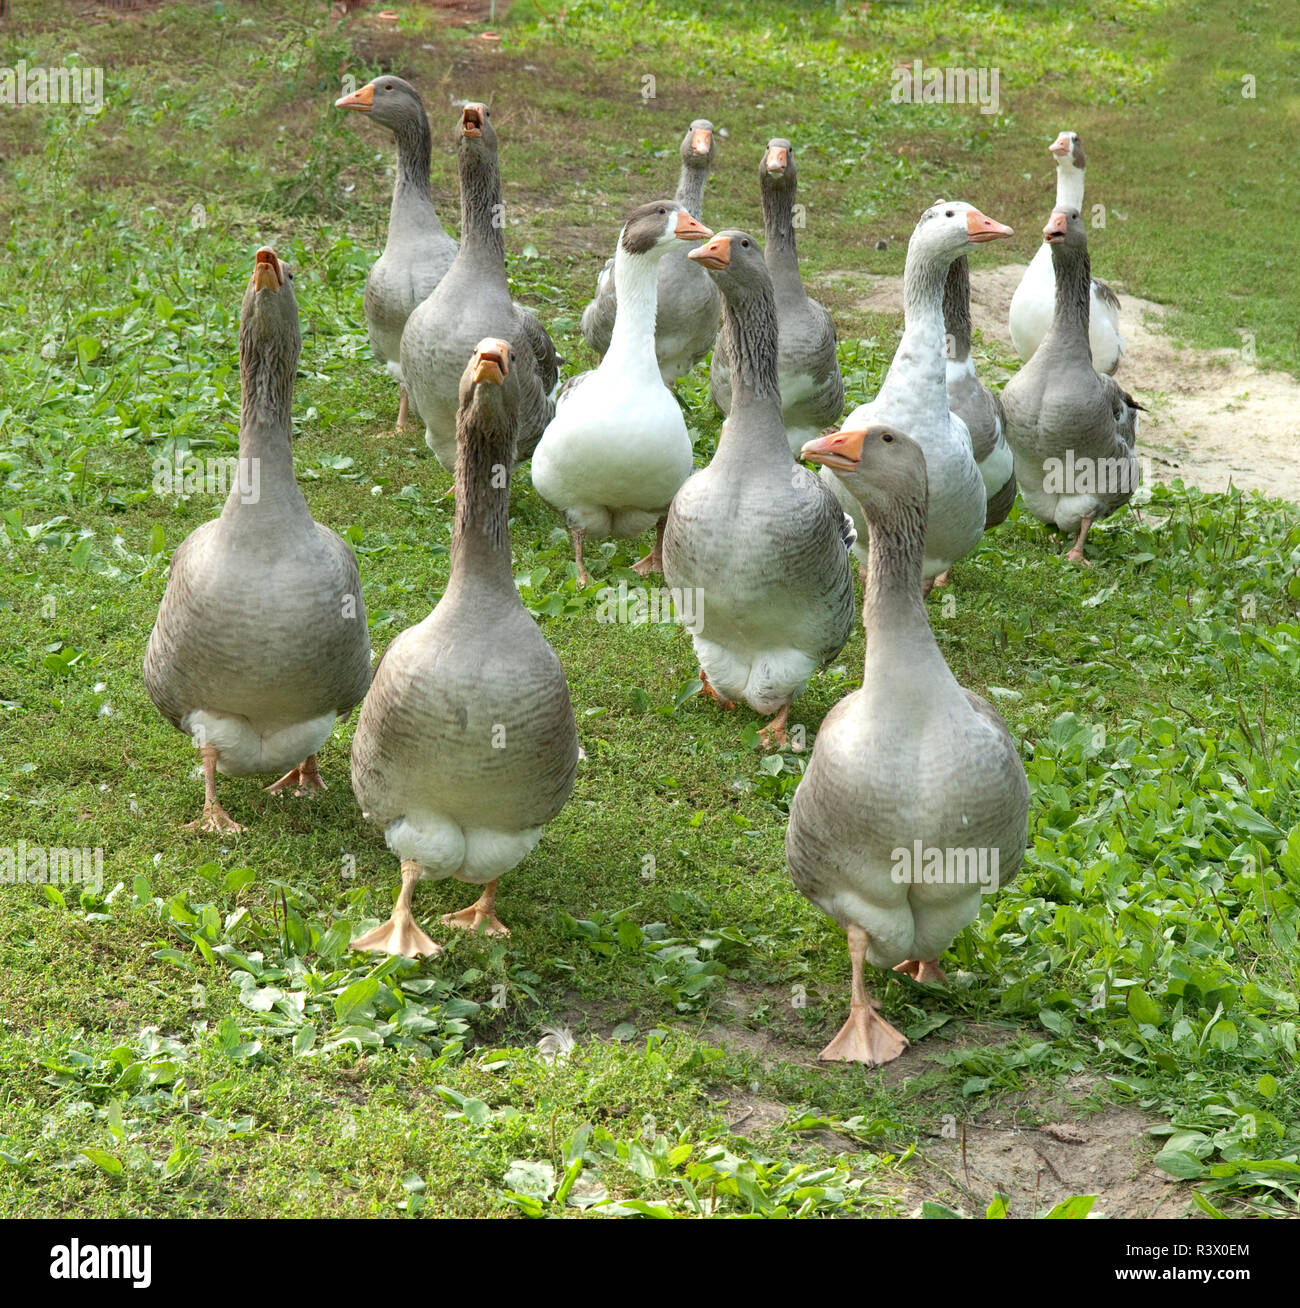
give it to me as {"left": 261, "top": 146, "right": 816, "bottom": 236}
{"left": 663, "top": 230, "right": 854, "bottom": 748}
{"left": 791, "top": 425, "right": 1029, "bottom": 1064}
{"left": 400, "top": 103, "right": 558, "bottom": 471}
{"left": 1002, "top": 207, "right": 1141, "bottom": 563}
{"left": 944, "top": 255, "right": 1016, "bottom": 528}
{"left": 823, "top": 203, "right": 1013, "bottom": 583}
{"left": 533, "top": 202, "right": 709, "bottom": 585}
{"left": 336, "top": 76, "right": 457, "bottom": 429}
{"left": 581, "top": 120, "right": 721, "bottom": 384}
{"left": 144, "top": 249, "right": 372, "bottom": 831}
{"left": 711, "top": 139, "right": 843, "bottom": 454}
{"left": 351, "top": 340, "right": 577, "bottom": 955}
{"left": 1008, "top": 132, "right": 1124, "bottom": 374}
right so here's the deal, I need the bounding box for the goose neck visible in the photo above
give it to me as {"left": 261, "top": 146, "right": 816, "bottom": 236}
{"left": 392, "top": 110, "right": 434, "bottom": 206}
{"left": 942, "top": 255, "right": 973, "bottom": 361}
{"left": 1054, "top": 163, "right": 1085, "bottom": 211}
{"left": 859, "top": 504, "right": 944, "bottom": 676}
{"left": 675, "top": 163, "right": 708, "bottom": 220}
{"left": 604, "top": 245, "right": 662, "bottom": 373}
{"left": 446, "top": 405, "right": 516, "bottom": 596}
{"left": 1048, "top": 240, "right": 1093, "bottom": 342}
{"left": 761, "top": 182, "right": 804, "bottom": 299}
{"left": 458, "top": 147, "right": 506, "bottom": 262}
{"left": 713, "top": 285, "right": 790, "bottom": 466}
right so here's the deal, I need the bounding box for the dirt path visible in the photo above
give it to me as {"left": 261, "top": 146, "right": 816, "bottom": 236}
{"left": 822, "top": 263, "right": 1300, "bottom": 505}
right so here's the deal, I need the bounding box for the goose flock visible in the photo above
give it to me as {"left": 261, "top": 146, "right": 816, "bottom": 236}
{"left": 144, "top": 79, "right": 1146, "bottom": 1066}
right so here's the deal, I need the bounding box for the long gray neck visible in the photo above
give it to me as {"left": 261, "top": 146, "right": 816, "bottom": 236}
{"left": 458, "top": 144, "right": 506, "bottom": 266}
{"left": 445, "top": 397, "right": 516, "bottom": 599}
{"left": 675, "top": 162, "right": 708, "bottom": 220}
{"left": 859, "top": 497, "right": 950, "bottom": 687}
{"left": 1046, "top": 240, "right": 1092, "bottom": 348}
{"left": 230, "top": 331, "right": 307, "bottom": 522}
{"left": 392, "top": 107, "right": 433, "bottom": 207}
{"left": 713, "top": 277, "right": 790, "bottom": 471}
{"left": 942, "top": 255, "right": 972, "bottom": 362}
{"left": 761, "top": 180, "right": 804, "bottom": 302}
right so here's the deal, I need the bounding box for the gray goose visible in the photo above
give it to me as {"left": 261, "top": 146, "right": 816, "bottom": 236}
{"left": 710, "top": 138, "right": 844, "bottom": 454}
{"left": 144, "top": 249, "right": 372, "bottom": 832}
{"left": 336, "top": 76, "right": 457, "bottom": 432}
{"left": 791, "top": 424, "right": 1029, "bottom": 1065}
{"left": 662, "top": 230, "right": 855, "bottom": 750}
{"left": 581, "top": 119, "right": 721, "bottom": 384}
{"left": 400, "top": 103, "right": 558, "bottom": 471}
{"left": 351, "top": 339, "right": 578, "bottom": 956}
{"left": 1001, "top": 207, "right": 1142, "bottom": 565}
{"left": 943, "top": 255, "right": 1017, "bottom": 528}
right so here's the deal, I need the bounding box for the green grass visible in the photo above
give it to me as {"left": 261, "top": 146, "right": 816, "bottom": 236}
{"left": 0, "top": 0, "right": 1297, "bottom": 1218}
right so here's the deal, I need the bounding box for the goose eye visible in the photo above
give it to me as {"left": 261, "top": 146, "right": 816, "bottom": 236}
{"left": 882, "top": 433, "right": 893, "bottom": 443}
{"left": 384, "top": 83, "right": 392, "bottom": 90}
{"left": 945, "top": 210, "right": 954, "bottom": 217}
{"left": 741, "top": 239, "right": 750, "bottom": 247}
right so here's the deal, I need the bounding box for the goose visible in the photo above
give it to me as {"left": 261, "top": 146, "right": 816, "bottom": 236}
{"left": 144, "top": 248, "right": 372, "bottom": 832}
{"left": 533, "top": 201, "right": 711, "bottom": 587}
{"left": 581, "top": 119, "right": 720, "bottom": 384}
{"left": 400, "top": 103, "right": 559, "bottom": 472}
{"left": 335, "top": 76, "right": 457, "bottom": 432}
{"left": 710, "top": 138, "right": 844, "bottom": 455}
{"left": 1008, "top": 132, "right": 1124, "bottom": 374}
{"left": 351, "top": 339, "right": 578, "bottom": 955}
{"left": 944, "top": 255, "right": 1016, "bottom": 528}
{"left": 822, "top": 202, "right": 1013, "bottom": 589}
{"left": 790, "top": 424, "right": 1029, "bottom": 1065}
{"left": 1001, "top": 207, "right": 1142, "bottom": 565}
{"left": 662, "top": 230, "right": 855, "bottom": 750}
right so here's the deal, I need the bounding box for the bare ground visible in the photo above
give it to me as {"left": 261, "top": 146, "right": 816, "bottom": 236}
{"left": 823, "top": 263, "right": 1300, "bottom": 505}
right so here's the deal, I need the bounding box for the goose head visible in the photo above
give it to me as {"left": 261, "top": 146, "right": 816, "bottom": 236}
{"left": 912, "top": 201, "right": 1014, "bottom": 268}
{"left": 687, "top": 228, "right": 767, "bottom": 290}
{"left": 458, "top": 337, "right": 518, "bottom": 425}
{"left": 680, "top": 118, "right": 716, "bottom": 170}
{"left": 456, "top": 101, "right": 497, "bottom": 158}
{"left": 240, "top": 247, "right": 300, "bottom": 364}
{"left": 800, "top": 424, "right": 928, "bottom": 521}
{"left": 759, "top": 137, "right": 796, "bottom": 192}
{"left": 1049, "top": 130, "right": 1086, "bottom": 173}
{"left": 620, "top": 200, "right": 712, "bottom": 260}
{"left": 1043, "top": 206, "right": 1087, "bottom": 248}
{"left": 334, "top": 76, "right": 423, "bottom": 133}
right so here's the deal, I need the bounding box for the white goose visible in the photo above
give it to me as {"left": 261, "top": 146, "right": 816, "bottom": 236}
{"left": 823, "top": 202, "right": 1013, "bottom": 589}
{"left": 1008, "top": 132, "right": 1124, "bottom": 374}
{"left": 532, "top": 201, "right": 711, "bottom": 586}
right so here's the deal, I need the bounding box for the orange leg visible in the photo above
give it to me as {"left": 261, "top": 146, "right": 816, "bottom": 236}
{"left": 820, "top": 925, "right": 909, "bottom": 1066}
{"left": 352, "top": 859, "right": 442, "bottom": 958}
{"left": 184, "top": 744, "right": 244, "bottom": 834}
{"left": 893, "top": 958, "right": 948, "bottom": 985}
{"left": 266, "top": 753, "right": 327, "bottom": 797}
{"left": 699, "top": 669, "right": 735, "bottom": 710}
{"left": 442, "top": 878, "right": 510, "bottom": 937}
{"left": 631, "top": 517, "right": 667, "bottom": 577}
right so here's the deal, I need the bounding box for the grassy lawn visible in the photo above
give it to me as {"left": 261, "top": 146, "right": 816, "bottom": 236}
{"left": 0, "top": 0, "right": 1297, "bottom": 1218}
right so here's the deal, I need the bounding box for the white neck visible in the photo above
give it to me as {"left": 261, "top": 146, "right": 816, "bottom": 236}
{"left": 1055, "top": 161, "right": 1085, "bottom": 210}
{"left": 876, "top": 245, "right": 951, "bottom": 434}
{"left": 605, "top": 244, "right": 663, "bottom": 378}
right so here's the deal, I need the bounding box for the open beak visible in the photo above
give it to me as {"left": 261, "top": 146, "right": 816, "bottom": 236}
{"left": 1049, "top": 132, "right": 1071, "bottom": 157}
{"left": 472, "top": 339, "right": 510, "bottom": 385}
{"left": 335, "top": 82, "right": 374, "bottom": 112}
{"left": 690, "top": 127, "right": 712, "bottom": 156}
{"left": 674, "top": 211, "right": 713, "bottom": 242}
{"left": 688, "top": 234, "right": 731, "bottom": 270}
{"left": 800, "top": 428, "right": 867, "bottom": 472}
{"left": 252, "top": 248, "right": 284, "bottom": 292}
{"left": 1043, "top": 212, "right": 1069, "bottom": 244}
{"left": 966, "top": 208, "right": 1014, "bottom": 243}
{"left": 764, "top": 144, "right": 789, "bottom": 175}
{"left": 461, "top": 103, "right": 486, "bottom": 137}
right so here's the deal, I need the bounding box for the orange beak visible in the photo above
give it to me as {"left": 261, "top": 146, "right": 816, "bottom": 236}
{"left": 1049, "top": 132, "right": 1072, "bottom": 157}
{"left": 335, "top": 82, "right": 374, "bottom": 111}
{"left": 472, "top": 339, "right": 510, "bottom": 385}
{"left": 800, "top": 428, "right": 867, "bottom": 471}
{"left": 966, "top": 208, "right": 1014, "bottom": 242}
{"left": 764, "top": 144, "right": 789, "bottom": 173}
{"left": 690, "top": 127, "right": 712, "bottom": 155}
{"left": 252, "top": 248, "right": 283, "bottom": 292}
{"left": 461, "top": 103, "right": 486, "bottom": 136}
{"left": 688, "top": 233, "right": 731, "bottom": 270}
{"left": 674, "top": 211, "right": 713, "bottom": 242}
{"left": 1043, "top": 211, "right": 1069, "bottom": 243}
